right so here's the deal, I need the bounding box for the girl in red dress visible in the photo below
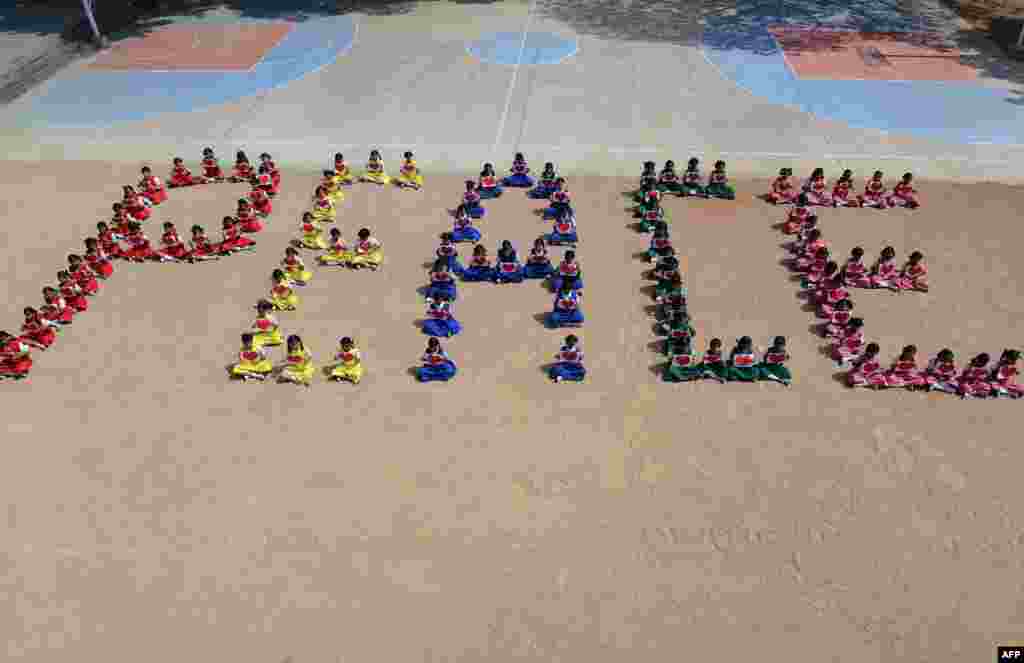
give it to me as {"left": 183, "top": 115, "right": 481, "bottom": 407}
{"left": 924, "top": 348, "right": 959, "bottom": 394}
{"left": 840, "top": 246, "right": 872, "bottom": 289}
{"left": 870, "top": 246, "right": 899, "bottom": 290}
{"left": 67, "top": 254, "right": 100, "bottom": 295}
{"left": 187, "top": 225, "right": 219, "bottom": 262}
{"left": 803, "top": 167, "right": 832, "bottom": 206}
{"left": 781, "top": 194, "right": 811, "bottom": 234}
{"left": 260, "top": 153, "right": 281, "bottom": 190}
{"left": 883, "top": 345, "right": 927, "bottom": 390}
{"left": 201, "top": 147, "right": 224, "bottom": 181}
{"left": 138, "top": 166, "right": 168, "bottom": 204}
{"left": 846, "top": 343, "right": 885, "bottom": 389}
{"left": 217, "top": 216, "right": 256, "bottom": 254}
{"left": 123, "top": 222, "right": 159, "bottom": 262}
{"left": 230, "top": 150, "right": 253, "bottom": 183}
{"left": 57, "top": 271, "right": 89, "bottom": 312}
{"left": 831, "top": 318, "right": 866, "bottom": 366}
{"left": 43, "top": 286, "right": 75, "bottom": 323}
{"left": 766, "top": 167, "right": 797, "bottom": 205}
{"left": 169, "top": 157, "right": 203, "bottom": 188}
{"left": 0, "top": 331, "right": 32, "bottom": 380}
{"left": 249, "top": 182, "right": 273, "bottom": 216}
{"left": 256, "top": 164, "right": 277, "bottom": 197}
{"left": 824, "top": 299, "right": 854, "bottom": 339}
{"left": 19, "top": 307, "right": 57, "bottom": 350}
{"left": 831, "top": 170, "right": 858, "bottom": 208}
{"left": 95, "top": 221, "right": 123, "bottom": 260}
{"left": 989, "top": 349, "right": 1024, "bottom": 399}
{"left": 158, "top": 222, "right": 189, "bottom": 260}
{"left": 957, "top": 353, "right": 993, "bottom": 399}
{"left": 111, "top": 203, "right": 132, "bottom": 236}
{"left": 236, "top": 198, "right": 263, "bottom": 233}
{"left": 858, "top": 170, "right": 889, "bottom": 208}
{"left": 84, "top": 243, "right": 114, "bottom": 278}
{"left": 122, "top": 185, "right": 152, "bottom": 222}
{"left": 894, "top": 251, "right": 928, "bottom": 292}
{"left": 886, "top": 172, "right": 920, "bottom": 209}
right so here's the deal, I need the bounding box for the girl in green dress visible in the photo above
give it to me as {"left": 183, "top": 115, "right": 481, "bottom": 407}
{"left": 757, "top": 336, "right": 793, "bottom": 386}
{"left": 705, "top": 160, "right": 736, "bottom": 200}
{"left": 727, "top": 336, "right": 759, "bottom": 382}
{"left": 700, "top": 338, "right": 728, "bottom": 383}
{"left": 663, "top": 339, "right": 703, "bottom": 382}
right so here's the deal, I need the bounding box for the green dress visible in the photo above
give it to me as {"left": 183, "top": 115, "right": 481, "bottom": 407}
{"left": 655, "top": 281, "right": 686, "bottom": 301}
{"left": 680, "top": 170, "right": 705, "bottom": 197}
{"left": 663, "top": 350, "right": 703, "bottom": 382}
{"left": 757, "top": 351, "right": 793, "bottom": 384}
{"left": 726, "top": 351, "right": 759, "bottom": 381}
{"left": 657, "top": 173, "right": 683, "bottom": 194}
{"left": 638, "top": 207, "right": 666, "bottom": 233}
{"left": 660, "top": 321, "right": 695, "bottom": 355}
{"left": 699, "top": 352, "right": 728, "bottom": 382}
{"left": 705, "top": 171, "right": 736, "bottom": 200}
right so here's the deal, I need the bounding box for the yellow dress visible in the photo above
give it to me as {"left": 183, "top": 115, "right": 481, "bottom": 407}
{"left": 323, "top": 179, "right": 345, "bottom": 204}
{"left": 317, "top": 239, "right": 352, "bottom": 265}
{"left": 270, "top": 282, "right": 299, "bottom": 311}
{"left": 395, "top": 160, "right": 424, "bottom": 188}
{"left": 335, "top": 163, "right": 355, "bottom": 185}
{"left": 299, "top": 221, "right": 328, "bottom": 250}
{"left": 281, "top": 349, "right": 315, "bottom": 384}
{"left": 310, "top": 197, "right": 337, "bottom": 223}
{"left": 361, "top": 159, "right": 390, "bottom": 185}
{"left": 231, "top": 347, "right": 273, "bottom": 378}
{"left": 346, "top": 237, "right": 384, "bottom": 269}
{"left": 283, "top": 258, "right": 313, "bottom": 284}
{"left": 329, "top": 347, "right": 364, "bottom": 383}
{"left": 251, "top": 315, "right": 283, "bottom": 348}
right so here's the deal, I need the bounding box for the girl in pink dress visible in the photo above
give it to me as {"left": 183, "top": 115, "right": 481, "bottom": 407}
{"left": 840, "top": 247, "right": 872, "bottom": 289}
{"left": 883, "top": 345, "right": 927, "bottom": 390}
{"left": 989, "top": 349, "right": 1024, "bottom": 399}
{"left": 924, "top": 348, "right": 959, "bottom": 394}
{"left": 886, "top": 172, "right": 920, "bottom": 209}
{"left": 858, "top": 170, "right": 889, "bottom": 208}
{"left": 846, "top": 343, "right": 886, "bottom": 388}
{"left": 894, "top": 251, "right": 928, "bottom": 293}
{"left": 957, "top": 353, "right": 993, "bottom": 399}
{"left": 870, "top": 246, "right": 899, "bottom": 290}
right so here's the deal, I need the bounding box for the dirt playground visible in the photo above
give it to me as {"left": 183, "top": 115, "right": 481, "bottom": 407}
{"left": 1, "top": 161, "right": 1022, "bottom": 662}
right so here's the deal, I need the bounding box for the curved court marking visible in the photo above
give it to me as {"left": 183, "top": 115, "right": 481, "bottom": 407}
{"left": 466, "top": 31, "right": 579, "bottom": 66}
{"left": 491, "top": 0, "right": 538, "bottom": 160}
{"left": 23, "top": 14, "right": 357, "bottom": 128}
{"left": 701, "top": 8, "right": 1024, "bottom": 145}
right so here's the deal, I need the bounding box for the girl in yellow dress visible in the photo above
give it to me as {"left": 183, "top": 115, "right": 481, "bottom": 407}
{"left": 230, "top": 333, "right": 274, "bottom": 381}
{"left": 317, "top": 227, "right": 352, "bottom": 266}
{"left": 310, "top": 185, "right": 337, "bottom": 223}
{"left": 334, "top": 152, "right": 355, "bottom": 185}
{"left": 282, "top": 246, "right": 313, "bottom": 285}
{"left": 296, "top": 212, "right": 328, "bottom": 250}
{"left": 328, "top": 336, "right": 364, "bottom": 384}
{"left": 279, "top": 334, "right": 315, "bottom": 387}
{"left": 360, "top": 149, "right": 390, "bottom": 185}
{"left": 394, "top": 151, "right": 424, "bottom": 190}
{"left": 251, "top": 299, "right": 283, "bottom": 348}
{"left": 321, "top": 169, "right": 345, "bottom": 204}
{"left": 269, "top": 269, "right": 299, "bottom": 311}
{"left": 344, "top": 228, "right": 384, "bottom": 270}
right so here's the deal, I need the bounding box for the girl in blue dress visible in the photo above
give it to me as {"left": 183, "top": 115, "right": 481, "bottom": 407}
{"left": 545, "top": 207, "right": 578, "bottom": 246}
{"left": 417, "top": 337, "right": 457, "bottom": 382}
{"left": 528, "top": 162, "right": 558, "bottom": 199}
{"left": 524, "top": 236, "right": 554, "bottom": 279}
{"left": 461, "top": 244, "right": 494, "bottom": 282}
{"left": 451, "top": 205, "right": 481, "bottom": 243}
{"left": 548, "top": 334, "right": 586, "bottom": 382}
{"left": 493, "top": 240, "right": 525, "bottom": 283}
{"left": 426, "top": 258, "right": 458, "bottom": 301}
{"left": 550, "top": 250, "right": 583, "bottom": 292}
{"left": 422, "top": 293, "right": 462, "bottom": 337}
{"left": 462, "top": 181, "right": 486, "bottom": 218}
{"left": 548, "top": 283, "right": 584, "bottom": 328}
{"left": 478, "top": 163, "right": 503, "bottom": 199}
{"left": 435, "top": 232, "right": 463, "bottom": 274}
{"left": 503, "top": 153, "right": 534, "bottom": 188}
{"left": 542, "top": 178, "right": 573, "bottom": 219}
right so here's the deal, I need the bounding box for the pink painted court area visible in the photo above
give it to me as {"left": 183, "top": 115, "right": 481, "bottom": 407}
{"left": 768, "top": 27, "right": 978, "bottom": 81}
{"left": 87, "top": 23, "right": 294, "bottom": 71}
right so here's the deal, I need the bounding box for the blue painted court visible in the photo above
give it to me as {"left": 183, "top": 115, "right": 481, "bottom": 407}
{"left": 467, "top": 31, "right": 577, "bottom": 65}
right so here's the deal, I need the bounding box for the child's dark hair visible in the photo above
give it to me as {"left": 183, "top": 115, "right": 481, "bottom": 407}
{"left": 900, "top": 345, "right": 917, "bottom": 358}
{"left": 1001, "top": 349, "right": 1020, "bottom": 363}
{"left": 772, "top": 336, "right": 786, "bottom": 347}
{"left": 863, "top": 342, "right": 880, "bottom": 357}
{"left": 971, "top": 353, "right": 990, "bottom": 366}
{"left": 909, "top": 251, "right": 923, "bottom": 262}
{"left": 881, "top": 246, "right": 896, "bottom": 260}
{"left": 357, "top": 228, "right": 371, "bottom": 239}
{"left": 272, "top": 268, "right": 287, "bottom": 281}
{"left": 851, "top": 246, "right": 864, "bottom": 259}
{"left": 255, "top": 299, "right": 273, "bottom": 312}
{"left": 565, "top": 334, "right": 579, "bottom": 346}
{"left": 241, "top": 332, "right": 254, "bottom": 345}
{"left": 564, "top": 250, "right": 576, "bottom": 261}
{"left": 847, "top": 317, "right": 864, "bottom": 329}
{"left": 432, "top": 258, "right": 447, "bottom": 272}
{"left": 938, "top": 348, "right": 954, "bottom": 361}
{"left": 191, "top": 224, "right": 203, "bottom": 233}
{"left": 427, "top": 336, "right": 441, "bottom": 350}
{"left": 287, "top": 334, "right": 303, "bottom": 350}
{"left": 473, "top": 244, "right": 486, "bottom": 256}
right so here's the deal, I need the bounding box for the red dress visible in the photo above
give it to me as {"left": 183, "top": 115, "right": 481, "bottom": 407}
{"left": 124, "top": 231, "right": 157, "bottom": 261}
{"left": 20, "top": 314, "right": 56, "bottom": 349}
{"left": 86, "top": 252, "right": 114, "bottom": 278}
{"left": 990, "top": 363, "right": 1024, "bottom": 398}
{"left": 169, "top": 165, "right": 199, "bottom": 188}
{"left": 957, "top": 366, "right": 992, "bottom": 397}
{"left": 782, "top": 206, "right": 809, "bottom": 234}
{"left": 124, "top": 195, "right": 151, "bottom": 221}
{"left": 232, "top": 162, "right": 253, "bottom": 181}
{"left": 59, "top": 281, "right": 89, "bottom": 312}
{"left": 72, "top": 264, "right": 100, "bottom": 295}
{"left": 237, "top": 209, "right": 263, "bottom": 233}
{"left": 249, "top": 189, "right": 272, "bottom": 215}
{"left": 257, "top": 172, "right": 278, "bottom": 196}
{"left": 139, "top": 175, "right": 168, "bottom": 204}
{"left": 43, "top": 300, "right": 73, "bottom": 324}
{"left": 884, "top": 359, "right": 926, "bottom": 388}
{"left": 159, "top": 230, "right": 189, "bottom": 259}
{"left": 846, "top": 357, "right": 885, "bottom": 388}
{"left": 218, "top": 224, "right": 255, "bottom": 252}
{"left": 265, "top": 160, "right": 281, "bottom": 187}
{"left": 767, "top": 176, "right": 796, "bottom": 204}
{"left": 97, "top": 229, "right": 123, "bottom": 259}
{"left": 202, "top": 157, "right": 223, "bottom": 179}
{"left": 0, "top": 338, "right": 32, "bottom": 377}
{"left": 188, "top": 234, "right": 216, "bottom": 259}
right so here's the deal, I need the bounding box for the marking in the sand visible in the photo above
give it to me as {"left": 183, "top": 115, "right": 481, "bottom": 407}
{"left": 490, "top": 0, "right": 538, "bottom": 161}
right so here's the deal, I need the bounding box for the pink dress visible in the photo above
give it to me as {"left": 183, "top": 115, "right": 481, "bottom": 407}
{"left": 924, "top": 359, "right": 959, "bottom": 393}
{"left": 842, "top": 258, "right": 873, "bottom": 289}
{"left": 832, "top": 330, "right": 865, "bottom": 364}
{"left": 847, "top": 357, "right": 886, "bottom": 388}
{"left": 870, "top": 259, "right": 898, "bottom": 289}
{"left": 804, "top": 176, "right": 832, "bottom": 206}
{"left": 886, "top": 182, "right": 919, "bottom": 208}
{"left": 885, "top": 359, "right": 926, "bottom": 388}
{"left": 956, "top": 366, "right": 992, "bottom": 398}
{"left": 990, "top": 363, "right": 1024, "bottom": 398}
{"left": 858, "top": 180, "right": 889, "bottom": 208}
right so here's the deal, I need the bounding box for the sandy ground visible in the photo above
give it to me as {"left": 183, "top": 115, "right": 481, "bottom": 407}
{"left": 1, "top": 161, "right": 1023, "bottom": 662}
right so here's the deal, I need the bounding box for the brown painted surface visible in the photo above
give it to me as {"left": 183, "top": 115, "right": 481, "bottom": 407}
{"left": 1, "top": 163, "right": 1022, "bottom": 662}
{"left": 87, "top": 23, "right": 294, "bottom": 71}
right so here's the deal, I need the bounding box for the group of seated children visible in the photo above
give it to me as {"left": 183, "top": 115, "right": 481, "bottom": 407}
{"left": 341, "top": 149, "right": 424, "bottom": 189}
{"left": 294, "top": 181, "right": 383, "bottom": 272}
{"left": 845, "top": 345, "right": 1022, "bottom": 399}
{"left": 635, "top": 158, "right": 736, "bottom": 202}
{"left": 767, "top": 168, "right": 920, "bottom": 209}
{"left": 169, "top": 148, "right": 281, "bottom": 199}
{"left": 229, "top": 323, "right": 365, "bottom": 386}
{"left": 660, "top": 326, "right": 793, "bottom": 386}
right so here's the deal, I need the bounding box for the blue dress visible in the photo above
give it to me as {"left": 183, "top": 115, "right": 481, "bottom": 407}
{"left": 549, "top": 264, "right": 583, "bottom": 292}
{"left": 451, "top": 219, "right": 481, "bottom": 244}
{"left": 548, "top": 291, "right": 584, "bottom": 327}
{"left": 463, "top": 194, "right": 486, "bottom": 218}
{"left": 503, "top": 165, "right": 534, "bottom": 188}
{"left": 549, "top": 347, "right": 586, "bottom": 381}
{"left": 417, "top": 352, "right": 457, "bottom": 382}
{"left": 422, "top": 302, "right": 462, "bottom": 337}
{"left": 524, "top": 249, "right": 554, "bottom": 279}
{"left": 461, "top": 258, "right": 494, "bottom": 282}
{"left": 426, "top": 273, "right": 458, "bottom": 300}
{"left": 493, "top": 251, "right": 524, "bottom": 283}
{"left": 528, "top": 177, "right": 558, "bottom": 199}
{"left": 477, "top": 177, "right": 503, "bottom": 199}
{"left": 435, "top": 247, "right": 464, "bottom": 275}
{"left": 545, "top": 216, "right": 578, "bottom": 246}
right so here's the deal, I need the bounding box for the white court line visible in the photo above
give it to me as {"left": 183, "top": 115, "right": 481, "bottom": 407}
{"left": 491, "top": 0, "right": 538, "bottom": 162}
